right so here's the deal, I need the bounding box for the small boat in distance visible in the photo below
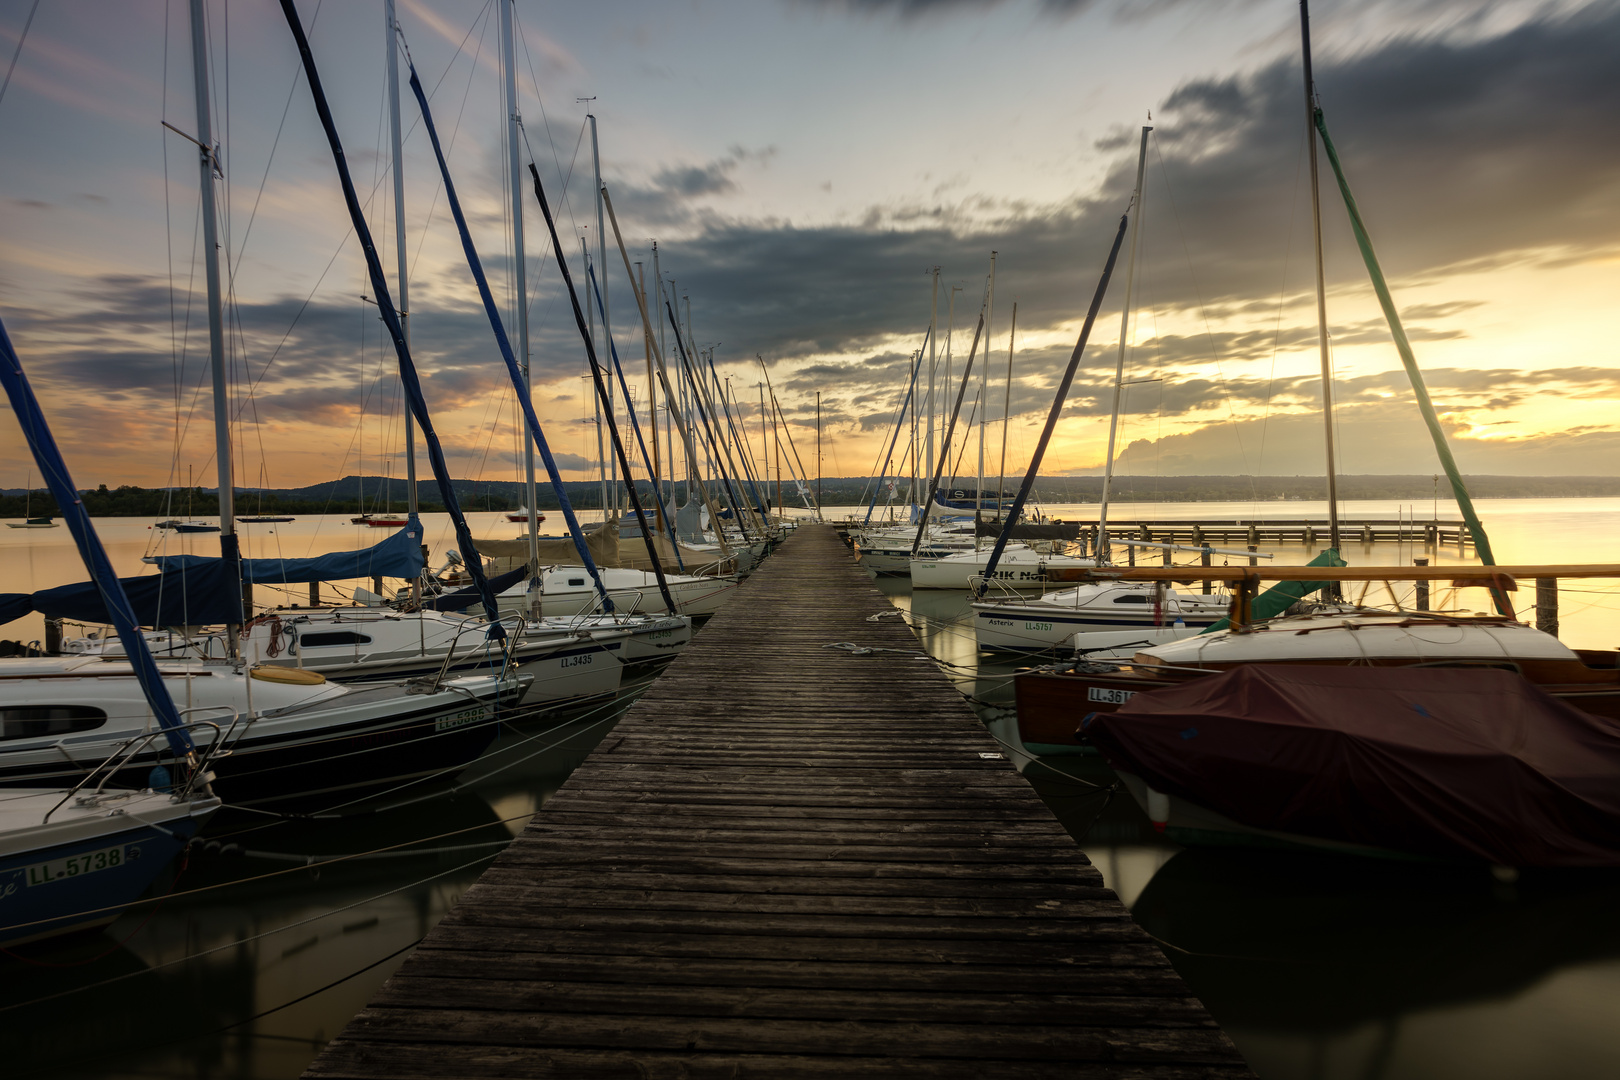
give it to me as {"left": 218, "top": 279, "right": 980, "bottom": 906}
{"left": 237, "top": 514, "right": 294, "bottom": 523}
{"left": 506, "top": 505, "right": 546, "bottom": 525}
{"left": 352, "top": 512, "right": 408, "bottom": 527}
{"left": 6, "top": 469, "right": 58, "bottom": 528}
{"left": 152, "top": 518, "right": 220, "bottom": 533}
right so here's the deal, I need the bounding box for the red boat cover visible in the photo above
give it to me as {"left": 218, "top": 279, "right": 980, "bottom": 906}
{"left": 1081, "top": 665, "right": 1620, "bottom": 867}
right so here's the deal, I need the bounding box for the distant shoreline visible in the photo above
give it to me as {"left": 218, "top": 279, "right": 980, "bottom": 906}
{"left": 3, "top": 474, "right": 1617, "bottom": 517}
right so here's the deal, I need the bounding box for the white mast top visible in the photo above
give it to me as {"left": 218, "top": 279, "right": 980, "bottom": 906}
{"left": 188, "top": 0, "right": 233, "bottom": 546}
{"left": 979, "top": 251, "right": 996, "bottom": 524}
{"left": 1096, "top": 124, "right": 1152, "bottom": 560}
{"left": 499, "top": 0, "right": 539, "bottom": 588}
{"left": 385, "top": 0, "right": 418, "bottom": 523}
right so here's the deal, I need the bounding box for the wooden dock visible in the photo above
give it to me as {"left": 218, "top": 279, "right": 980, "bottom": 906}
{"left": 304, "top": 524, "right": 1251, "bottom": 1079}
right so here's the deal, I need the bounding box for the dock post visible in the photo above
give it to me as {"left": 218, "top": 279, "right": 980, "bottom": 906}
{"left": 1362, "top": 523, "right": 1372, "bottom": 544}
{"left": 1305, "top": 525, "right": 1316, "bottom": 546}
{"left": 1536, "top": 579, "right": 1559, "bottom": 638}
{"left": 1202, "top": 549, "right": 1212, "bottom": 594}
{"left": 309, "top": 581, "right": 320, "bottom": 607}
{"left": 1127, "top": 543, "right": 1136, "bottom": 567}
{"left": 1415, "top": 557, "right": 1429, "bottom": 610}
{"left": 1247, "top": 524, "right": 1258, "bottom": 545}
{"left": 43, "top": 618, "right": 60, "bottom": 656}
{"left": 372, "top": 575, "right": 384, "bottom": 600}
{"left": 1191, "top": 524, "right": 1203, "bottom": 546}
{"left": 1248, "top": 544, "right": 1258, "bottom": 567}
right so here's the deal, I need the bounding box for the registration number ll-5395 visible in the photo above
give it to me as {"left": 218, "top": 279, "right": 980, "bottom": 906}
{"left": 26, "top": 844, "right": 130, "bottom": 887}
{"left": 1087, "top": 687, "right": 1137, "bottom": 705}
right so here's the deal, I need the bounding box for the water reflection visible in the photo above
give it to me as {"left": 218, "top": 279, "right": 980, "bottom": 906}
{"left": 0, "top": 694, "right": 639, "bottom": 1080}
{"left": 867, "top": 558, "right": 1620, "bottom": 1080}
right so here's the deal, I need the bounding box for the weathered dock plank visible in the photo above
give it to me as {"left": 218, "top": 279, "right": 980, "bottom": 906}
{"left": 303, "top": 524, "right": 1250, "bottom": 1079}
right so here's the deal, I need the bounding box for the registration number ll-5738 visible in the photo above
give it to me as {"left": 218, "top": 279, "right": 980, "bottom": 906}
{"left": 1087, "top": 687, "right": 1137, "bottom": 705}
{"left": 26, "top": 844, "right": 130, "bottom": 887}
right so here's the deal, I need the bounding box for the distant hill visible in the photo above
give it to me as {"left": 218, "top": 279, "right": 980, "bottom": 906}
{"left": 3, "top": 473, "right": 1617, "bottom": 518}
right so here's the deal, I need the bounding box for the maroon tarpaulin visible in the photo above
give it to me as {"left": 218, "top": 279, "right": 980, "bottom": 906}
{"left": 1080, "top": 665, "right": 1620, "bottom": 867}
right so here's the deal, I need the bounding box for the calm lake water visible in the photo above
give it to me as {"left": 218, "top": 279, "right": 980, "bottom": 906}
{"left": 2, "top": 499, "right": 1617, "bottom": 1078}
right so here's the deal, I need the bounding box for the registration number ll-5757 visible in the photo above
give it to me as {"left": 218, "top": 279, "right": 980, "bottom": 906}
{"left": 26, "top": 844, "right": 130, "bottom": 887}
{"left": 1087, "top": 687, "right": 1137, "bottom": 705}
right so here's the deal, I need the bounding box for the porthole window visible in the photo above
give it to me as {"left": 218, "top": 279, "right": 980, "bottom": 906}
{"left": 298, "top": 631, "right": 372, "bottom": 648}
{"left": 2, "top": 706, "right": 107, "bottom": 741}
{"left": 1112, "top": 594, "right": 1150, "bottom": 604}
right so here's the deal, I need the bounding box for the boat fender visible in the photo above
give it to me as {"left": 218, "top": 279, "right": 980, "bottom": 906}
{"left": 1146, "top": 787, "right": 1170, "bottom": 833}
{"left": 250, "top": 665, "right": 327, "bottom": 685}
{"left": 148, "top": 764, "right": 172, "bottom": 793}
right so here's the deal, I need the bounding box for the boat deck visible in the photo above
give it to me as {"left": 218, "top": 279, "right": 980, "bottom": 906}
{"left": 304, "top": 524, "right": 1250, "bottom": 1078}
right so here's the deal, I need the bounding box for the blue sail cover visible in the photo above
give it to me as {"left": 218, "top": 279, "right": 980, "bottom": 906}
{"left": 423, "top": 564, "right": 529, "bottom": 613}
{"left": 147, "top": 524, "right": 423, "bottom": 584}
{"left": 1, "top": 561, "right": 242, "bottom": 628}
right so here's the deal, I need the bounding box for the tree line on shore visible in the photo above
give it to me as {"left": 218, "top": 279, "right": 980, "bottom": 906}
{"left": 4, "top": 473, "right": 1617, "bottom": 519}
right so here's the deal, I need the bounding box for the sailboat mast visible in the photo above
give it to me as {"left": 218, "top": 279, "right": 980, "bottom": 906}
{"left": 189, "top": 0, "right": 238, "bottom": 640}
{"left": 384, "top": 0, "right": 417, "bottom": 530}
{"left": 654, "top": 244, "right": 675, "bottom": 505}
{"left": 1301, "top": 0, "right": 1341, "bottom": 554}
{"left": 584, "top": 237, "right": 607, "bottom": 517}
{"left": 1096, "top": 124, "right": 1151, "bottom": 561}
{"left": 588, "top": 115, "right": 616, "bottom": 516}
{"left": 498, "top": 0, "right": 539, "bottom": 585}
{"left": 758, "top": 380, "right": 768, "bottom": 520}
{"left": 815, "top": 390, "right": 822, "bottom": 513}
{"left": 640, "top": 261, "right": 662, "bottom": 532}
{"left": 998, "top": 300, "right": 1017, "bottom": 521}
{"left": 926, "top": 268, "right": 938, "bottom": 510}
{"left": 979, "top": 252, "right": 995, "bottom": 524}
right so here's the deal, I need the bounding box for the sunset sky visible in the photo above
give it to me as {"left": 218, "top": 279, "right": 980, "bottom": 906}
{"left": 1, "top": 0, "right": 1616, "bottom": 494}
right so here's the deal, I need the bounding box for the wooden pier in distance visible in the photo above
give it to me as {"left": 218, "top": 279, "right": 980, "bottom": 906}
{"left": 304, "top": 524, "right": 1250, "bottom": 1078}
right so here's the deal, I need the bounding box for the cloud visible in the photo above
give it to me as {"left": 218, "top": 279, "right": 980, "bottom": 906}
{"left": 1099, "top": 399, "right": 1620, "bottom": 477}
{"left": 616, "top": 3, "right": 1620, "bottom": 445}
{"left": 608, "top": 146, "right": 779, "bottom": 228}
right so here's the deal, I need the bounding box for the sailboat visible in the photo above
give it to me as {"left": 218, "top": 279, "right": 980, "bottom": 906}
{"left": 156, "top": 467, "right": 219, "bottom": 532}
{"left": 0, "top": 317, "right": 223, "bottom": 948}
{"left": 908, "top": 260, "right": 1096, "bottom": 590}
{"left": 1012, "top": 2, "right": 1620, "bottom": 768}
{"left": 0, "top": 1, "right": 529, "bottom": 810}
{"left": 5, "top": 468, "right": 57, "bottom": 528}
{"left": 505, "top": 505, "right": 546, "bottom": 525}
{"left": 238, "top": 464, "right": 295, "bottom": 523}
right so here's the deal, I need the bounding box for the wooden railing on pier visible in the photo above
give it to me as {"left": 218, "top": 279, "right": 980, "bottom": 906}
{"left": 840, "top": 517, "right": 1477, "bottom": 548}
{"left": 304, "top": 524, "right": 1251, "bottom": 1078}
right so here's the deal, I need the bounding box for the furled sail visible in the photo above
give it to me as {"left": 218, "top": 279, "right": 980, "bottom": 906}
{"left": 146, "top": 523, "right": 423, "bottom": 583}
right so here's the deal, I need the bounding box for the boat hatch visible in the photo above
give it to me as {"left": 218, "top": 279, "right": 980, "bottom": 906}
{"left": 3, "top": 705, "right": 108, "bottom": 740}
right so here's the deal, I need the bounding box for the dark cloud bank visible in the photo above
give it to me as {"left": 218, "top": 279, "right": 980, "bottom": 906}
{"left": 19, "top": 3, "right": 1620, "bottom": 478}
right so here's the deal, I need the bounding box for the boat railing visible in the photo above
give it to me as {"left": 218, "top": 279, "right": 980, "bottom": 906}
{"left": 422, "top": 613, "right": 528, "bottom": 692}
{"left": 972, "top": 576, "right": 1030, "bottom": 605}
{"left": 43, "top": 712, "right": 234, "bottom": 822}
